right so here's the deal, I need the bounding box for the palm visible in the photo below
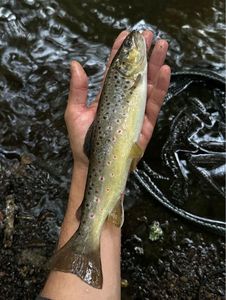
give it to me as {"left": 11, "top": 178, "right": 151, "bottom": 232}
{"left": 65, "top": 30, "right": 170, "bottom": 168}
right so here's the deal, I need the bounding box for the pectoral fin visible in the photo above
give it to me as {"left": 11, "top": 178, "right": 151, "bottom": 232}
{"left": 129, "top": 143, "right": 143, "bottom": 171}
{"left": 133, "top": 74, "right": 142, "bottom": 89}
{"left": 108, "top": 195, "right": 124, "bottom": 227}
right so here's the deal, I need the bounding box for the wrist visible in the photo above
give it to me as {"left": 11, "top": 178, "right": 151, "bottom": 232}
{"left": 68, "top": 162, "right": 88, "bottom": 204}
{"left": 73, "top": 159, "right": 89, "bottom": 172}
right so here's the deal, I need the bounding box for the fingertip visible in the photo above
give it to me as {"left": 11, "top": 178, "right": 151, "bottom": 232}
{"left": 70, "top": 60, "right": 88, "bottom": 88}
{"left": 70, "top": 60, "right": 80, "bottom": 75}
{"left": 70, "top": 60, "right": 79, "bottom": 70}
{"left": 70, "top": 60, "right": 87, "bottom": 79}
{"left": 68, "top": 60, "right": 88, "bottom": 105}
{"left": 155, "top": 39, "right": 169, "bottom": 51}
{"left": 160, "top": 64, "right": 171, "bottom": 75}
{"left": 159, "top": 64, "right": 171, "bottom": 80}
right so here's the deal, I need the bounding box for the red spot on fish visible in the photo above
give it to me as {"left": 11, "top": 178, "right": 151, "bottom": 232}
{"left": 94, "top": 196, "right": 100, "bottom": 203}
{"left": 99, "top": 176, "right": 105, "bottom": 181}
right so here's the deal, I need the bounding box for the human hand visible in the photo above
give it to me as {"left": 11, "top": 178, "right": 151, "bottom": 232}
{"left": 64, "top": 30, "right": 171, "bottom": 169}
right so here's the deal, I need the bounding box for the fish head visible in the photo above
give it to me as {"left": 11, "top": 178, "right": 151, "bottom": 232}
{"left": 114, "top": 31, "right": 147, "bottom": 77}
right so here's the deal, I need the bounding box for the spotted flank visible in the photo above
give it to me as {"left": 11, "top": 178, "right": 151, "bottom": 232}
{"left": 48, "top": 31, "right": 147, "bottom": 289}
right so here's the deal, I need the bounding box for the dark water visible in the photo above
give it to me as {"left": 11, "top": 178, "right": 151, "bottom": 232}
{"left": 0, "top": 0, "right": 225, "bottom": 299}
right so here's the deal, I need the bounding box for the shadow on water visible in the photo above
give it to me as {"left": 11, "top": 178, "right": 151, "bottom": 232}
{"left": 0, "top": 0, "right": 225, "bottom": 299}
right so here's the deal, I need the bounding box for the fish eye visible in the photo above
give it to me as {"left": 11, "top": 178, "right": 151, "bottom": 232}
{"left": 124, "top": 38, "right": 132, "bottom": 48}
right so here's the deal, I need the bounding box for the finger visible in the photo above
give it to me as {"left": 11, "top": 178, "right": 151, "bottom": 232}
{"left": 139, "top": 65, "right": 171, "bottom": 150}
{"left": 139, "top": 114, "right": 154, "bottom": 151}
{"left": 148, "top": 40, "right": 169, "bottom": 86}
{"left": 146, "top": 64, "right": 171, "bottom": 126}
{"left": 68, "top": 60, "right": 88, "bottom": 106}
{"left": 142, "top": 30, "right": 154, "bottom": 51}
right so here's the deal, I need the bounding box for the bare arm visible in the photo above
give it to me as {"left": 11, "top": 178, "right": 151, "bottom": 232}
{"left": 40, "top": 30, "right": 171, "bottom": 300}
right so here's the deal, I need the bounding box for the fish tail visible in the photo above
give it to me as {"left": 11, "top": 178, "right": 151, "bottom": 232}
{"left": 48, "top": 231, "right": 102, "bottom": 289}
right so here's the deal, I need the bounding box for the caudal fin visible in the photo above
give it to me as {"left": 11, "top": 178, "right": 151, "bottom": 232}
{"left": 48, "top": 232, "right": 102, "bottom": 289}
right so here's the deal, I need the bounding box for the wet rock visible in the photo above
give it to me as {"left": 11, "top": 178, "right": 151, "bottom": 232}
{"left": 171, "top": 230, "right": 177, "bottom": 242}
{"left": 134, "top": 246, "right": 144, "bottom": 255}
{"left": 3, "top": 194, "right": 16, "bottom": 248}
{"left": 180, "top": 275, "right": 188, "bottom": 283}
{"left": 157, "top": 259, "right": 165, "bottom": 275}
{"left": 18, "top": 249, "right": 46, "bottom": 267}
{"left": 181, "top": 237, "right": 194, "bottom": 246}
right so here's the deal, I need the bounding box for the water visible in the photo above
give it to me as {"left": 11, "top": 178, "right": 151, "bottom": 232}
{"left": 0, "top": 0, "right": 225, "bottom": 171}
{"left": 0, "top": 0, "right": 225, "bottom": 299}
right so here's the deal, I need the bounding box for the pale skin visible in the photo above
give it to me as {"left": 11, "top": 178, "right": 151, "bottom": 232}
{"left": 40, "top": 30, "right": 171, "bottom": 300}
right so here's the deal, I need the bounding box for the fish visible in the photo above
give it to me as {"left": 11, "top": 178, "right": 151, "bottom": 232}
{"left": 49, "top": 31, "right": 148, "bottom": 289}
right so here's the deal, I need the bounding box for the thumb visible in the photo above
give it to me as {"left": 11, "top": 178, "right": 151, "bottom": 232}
{"left": 68, "top": 60, "right": 88, "bottom": 106}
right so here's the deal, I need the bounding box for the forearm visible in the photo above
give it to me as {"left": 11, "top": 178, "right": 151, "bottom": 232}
{"left": 41, "top": 163, "right": 121, "bottom": 300}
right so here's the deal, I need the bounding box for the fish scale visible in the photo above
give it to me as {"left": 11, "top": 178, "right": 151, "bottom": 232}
{"left": 49, "top": 31, "right": 147, "bottom": 289}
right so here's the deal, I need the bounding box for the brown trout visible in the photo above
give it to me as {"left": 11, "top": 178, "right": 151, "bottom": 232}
{"left": 49, "top": 31, "right": 147, "bottom": 288}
